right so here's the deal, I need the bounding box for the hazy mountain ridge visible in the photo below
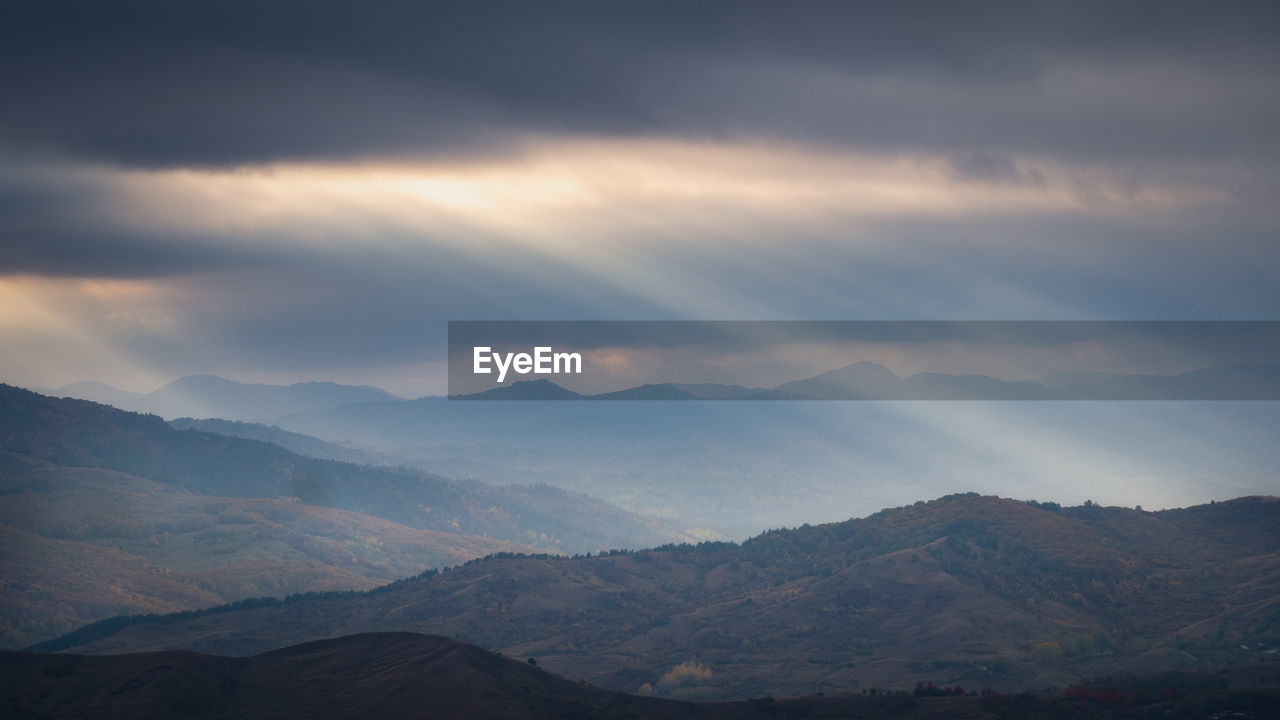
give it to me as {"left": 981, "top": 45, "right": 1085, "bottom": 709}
{"left": 0, "top": 384, "right": 702, "bottom": 647}
{"left": 167, "top": 417, "right": 395, "bottom": 466}
{"left": 44, "top": 371, "right": 1280, "bottom": 542}
{"left": 272, "top": 393, "right": 1280, "bottom": 538}
{"left": 55, "top": 375, "right": 403, "bottom": 421}
{"left": 0, "top": 384, "right": 692, "bottom": 555}
{"left": 6, "top": 633, "right": 1277, "bottom": 720}
{"left": 457, "top": 360, "right": 1280, "bottom": 400}
{"left": 54, "top": 357, "right": 1279, "bottom": 425}
{"left": 39, "top": 494, "right": 1280, "bottom": 700}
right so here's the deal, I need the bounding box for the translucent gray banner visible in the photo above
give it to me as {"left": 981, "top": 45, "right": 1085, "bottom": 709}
{"left": 447, "top": 321, "right": 1280, "bottom": 400}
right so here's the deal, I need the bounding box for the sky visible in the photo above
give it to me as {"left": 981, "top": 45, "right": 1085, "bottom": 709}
{"left": 2, "top": 1, "right": 1279, "bottom": 397}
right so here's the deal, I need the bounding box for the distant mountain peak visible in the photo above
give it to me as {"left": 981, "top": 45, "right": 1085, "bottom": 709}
{"left": 452, "top": 379, "right": 585, "bottom": 400}
{"left": 54, "top": 374, "right": 404, "bottom": 421}
{"left": 827, "top": 360, "right": 900, "bottom": 377}
{"left": 56, "top": 379, "right": 128, "bottom": 392}
{"left": 845, "top": 359, "right": 895, "bottom": 370}
{"left": 589, "top": 383, "right": 698, "bottom": 401}
{"left": 773, "top": 359, "right": 903, "bottom": 399}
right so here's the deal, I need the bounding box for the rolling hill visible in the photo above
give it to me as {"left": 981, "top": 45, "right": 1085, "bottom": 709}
{"left": 35, "top": 494, "right": 1280, "bottom": 700}
{"left": 6, "top": 632, "right": 1277, "bottom": 719}
{"left": 0, "top": 451, "right": 541, "bottom": 649}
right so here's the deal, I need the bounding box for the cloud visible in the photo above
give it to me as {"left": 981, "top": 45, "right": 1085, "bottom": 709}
{"left": 1, "top": 139, "right": 1261, "bottom": 278}
{"left": 1, "top": 130, "right": 1277, "bottom": 394}
{"left": 0, "top": 2, "right": 1277, "bottom": 394}
{"left": 2, "top": 1, "right": 1278, "bottom": 167}
{"left": 947, "top": 151, "right": 1045, "bottom": 186}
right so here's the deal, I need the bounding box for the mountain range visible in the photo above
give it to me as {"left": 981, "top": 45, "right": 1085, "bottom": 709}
{"left": 52, "top": 360, "right": 1280, "bottom": 425}
{"left": 15, "top": 374, "right": 1280, "bottom": 702}
{"left": 55, "top": 375, "right": 402, "bottom": 421}
{"left": 455, "top": 360, "right": 1280, "bottom": 400}
{"left": 53, "top": 370, "right": 1277, "bottom": 539}
{"left": 267, "top": 391, "right": 1280, "bottom": 538}
{"left": 0, "top": 385, "right": 695, "bottom": 647}
{"left": 33, "top": 494, "right": 1280, "bottom": 701}
{"left": 0, "top": 384, "right": 688, "bottom": 553}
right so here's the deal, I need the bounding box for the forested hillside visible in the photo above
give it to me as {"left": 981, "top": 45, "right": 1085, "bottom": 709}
{"left": 39, "top": 494, "right": 1280, "bottom": 700}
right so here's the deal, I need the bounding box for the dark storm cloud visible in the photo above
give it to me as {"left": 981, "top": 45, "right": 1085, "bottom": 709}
{"left": 2, "top": 0, "right": 1278, "bottom": 167}
{"left": 2, "top": 0, "right": 1278, "bottom": 392}
{"left": 0, "top": 227, "right": 271, "bottom": 278}
{"left": 0, "top": 174, "right": 284, "bottom": 277}
{"left": 947, "top": 152, "right": 1044, "bottom": 186}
